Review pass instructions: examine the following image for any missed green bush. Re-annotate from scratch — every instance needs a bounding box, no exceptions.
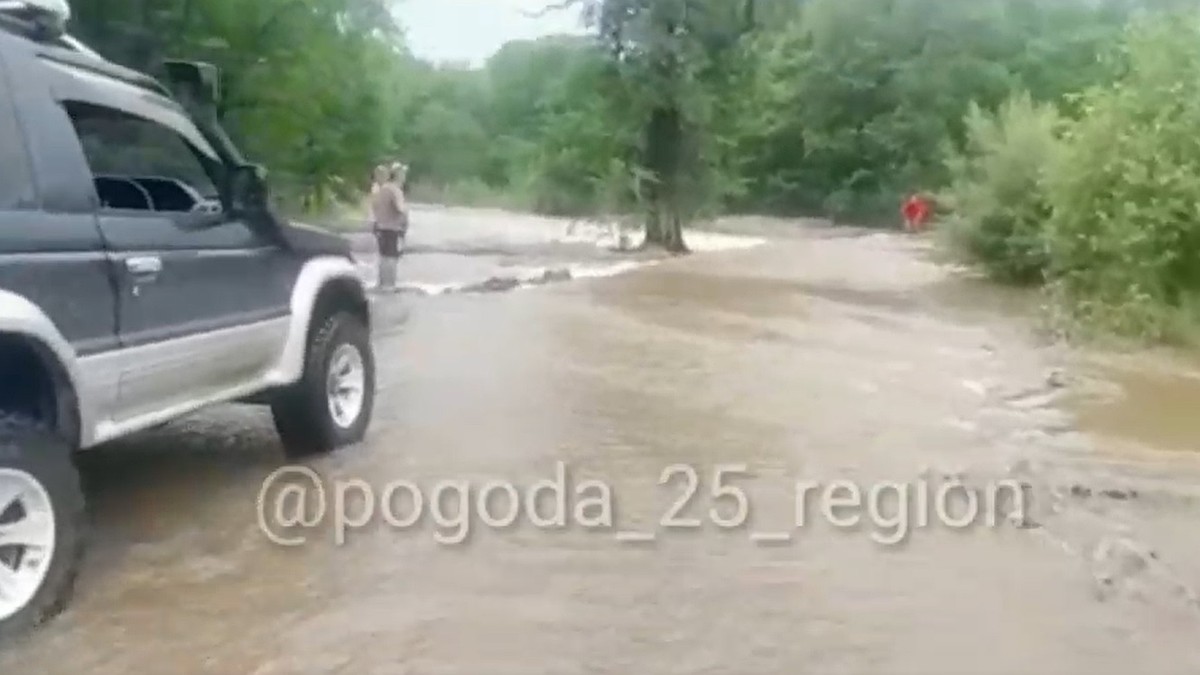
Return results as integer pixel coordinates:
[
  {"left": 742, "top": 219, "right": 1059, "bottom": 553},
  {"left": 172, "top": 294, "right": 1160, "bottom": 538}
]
[
  {"left": 1043, "top": 12, "right": 1200, "bottom": 342},
  {"left": 407, "top": 179, "right": 531, "bottom": 211},
  {"left": 939, "top": 92, "right": 1063, "bottom": 285}
]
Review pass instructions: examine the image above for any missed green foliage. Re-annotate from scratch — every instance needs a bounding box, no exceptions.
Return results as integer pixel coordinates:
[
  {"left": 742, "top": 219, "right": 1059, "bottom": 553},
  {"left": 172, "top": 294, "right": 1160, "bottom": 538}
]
[
  {"left": 70, "top": 0, "right": 405, "bottom": 213},
  {"left": 63, "top": 0, "right": 1200, "bottom": 342},
  {"left": 940, "top": 93, "right": 1062, "bottom": 285},
  {"left": 1042, "top": 11, "right": 1200, "bottom": 342},
  {"left": 510, "top": 41, "right": 638, "bottom": 217},
  {"left": 388, "top": 35, "right": 631, "bottom": 218},
  {"left": 406, "top": 177, "right": 526, "bottom": 210},
  {"left": 65, "top": 0, "right": 1145, "bottom": 225},
  {"left": 716, "top": 0, "right": 1134, "bottom": 219},
  {"left": 570, "top": 0, "right": 762, "bottom": 249}
]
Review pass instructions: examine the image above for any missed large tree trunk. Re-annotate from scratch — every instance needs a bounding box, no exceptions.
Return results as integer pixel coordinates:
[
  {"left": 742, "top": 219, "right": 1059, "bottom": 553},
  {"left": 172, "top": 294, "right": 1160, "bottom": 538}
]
[
  {"left": 641, "top": 105, "right": 690, "bottom": 254},
  {"left": 661, "top": 213, "right": 687, "bottom": 252},
  {"left": 643, "top": 207, "right": 687, "bottom": 251}
]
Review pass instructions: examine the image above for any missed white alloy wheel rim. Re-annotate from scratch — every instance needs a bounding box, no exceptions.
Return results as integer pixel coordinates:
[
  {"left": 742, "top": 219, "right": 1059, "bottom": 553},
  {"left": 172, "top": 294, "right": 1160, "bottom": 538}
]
[
  {"left": 0, "top": 468, "right": 57, "bottom": 622},
  {"left": 327, "top": 343, "right": 366, "bottom": 429}
]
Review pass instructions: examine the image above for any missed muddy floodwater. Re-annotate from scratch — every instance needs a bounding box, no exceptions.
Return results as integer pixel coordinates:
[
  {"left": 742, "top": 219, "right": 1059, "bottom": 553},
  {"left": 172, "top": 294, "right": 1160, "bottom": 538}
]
[{"left": 5, "top": 207, "right": 1200, "bottom": 673}]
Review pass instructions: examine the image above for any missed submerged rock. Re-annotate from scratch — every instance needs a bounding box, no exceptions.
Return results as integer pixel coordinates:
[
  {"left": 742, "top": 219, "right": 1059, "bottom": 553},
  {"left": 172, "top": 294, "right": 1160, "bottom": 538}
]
[
  {"left": 1092, "top": 536, "right": 1154, "bottom": 587},
  {"left": 1046, "top": 368, "right": 1069, "bottom": 389},
  {"left": 464, "top": 276, "right": 522, "bottom": 294},
  {"left": 540, "top": 268, "right": 573, "bottom": 284},
  {"left": 1100, "top": 488, "right": 1140, "bottom": 501}
]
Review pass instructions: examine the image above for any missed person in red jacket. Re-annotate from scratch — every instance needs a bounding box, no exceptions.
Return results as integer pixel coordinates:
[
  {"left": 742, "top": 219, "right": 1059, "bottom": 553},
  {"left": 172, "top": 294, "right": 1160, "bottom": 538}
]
[{"left": 902, "top": 193, "right": 932, "bottom": 233}]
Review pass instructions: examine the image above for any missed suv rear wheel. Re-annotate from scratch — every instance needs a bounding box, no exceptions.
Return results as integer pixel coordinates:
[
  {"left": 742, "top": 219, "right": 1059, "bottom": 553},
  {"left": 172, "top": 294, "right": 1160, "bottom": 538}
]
[
  {"left": 271, "top": 310, "right": 375, "bottom": 458},
  {"left": 0, "top": 412, "right": 85, "bottom": 642}
]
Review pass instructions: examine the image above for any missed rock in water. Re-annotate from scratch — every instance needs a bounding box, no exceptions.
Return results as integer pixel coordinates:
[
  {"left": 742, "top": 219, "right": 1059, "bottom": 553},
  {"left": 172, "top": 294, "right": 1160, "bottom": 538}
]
[
  {"left": 466, "top": 276, "right": 522, "bottom": 293},
  {"left": 1090, "top": 536, "right": 1155, "bottom": 598},
  {"left": 541, "top": 268, "right": 572, "bottom": 283},
  {"left": 1046, "top": 368, "right": 1068, "bottom": 389}
]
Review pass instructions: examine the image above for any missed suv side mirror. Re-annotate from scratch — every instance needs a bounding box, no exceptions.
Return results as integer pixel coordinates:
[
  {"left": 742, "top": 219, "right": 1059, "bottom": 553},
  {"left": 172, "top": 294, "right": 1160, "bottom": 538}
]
[
  {"left": 227, "top": 163, "right": 269, "bottom": 218},
  {"left": 162, "top": 60, "right": 221, "bottom": 125}
]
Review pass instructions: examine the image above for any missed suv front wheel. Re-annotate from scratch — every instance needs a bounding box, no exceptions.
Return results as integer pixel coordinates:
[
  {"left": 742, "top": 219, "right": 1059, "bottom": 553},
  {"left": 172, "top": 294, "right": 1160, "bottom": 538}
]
[
  {"left": 271, "top": 310, "right": 376, "bottom": 458},
  {"left": 0, "top": 412, "right": 85, "bottom": 642}
]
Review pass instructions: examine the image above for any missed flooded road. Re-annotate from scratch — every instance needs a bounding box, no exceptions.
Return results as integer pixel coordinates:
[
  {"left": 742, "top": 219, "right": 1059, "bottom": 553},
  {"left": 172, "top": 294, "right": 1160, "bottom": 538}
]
[{"left": 5, "top": 209, "right": 1200, "bottom": 673}]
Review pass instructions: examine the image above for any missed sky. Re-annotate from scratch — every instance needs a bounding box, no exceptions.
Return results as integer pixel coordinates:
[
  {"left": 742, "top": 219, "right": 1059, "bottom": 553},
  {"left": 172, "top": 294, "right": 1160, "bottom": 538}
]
[{"left": 397, "top": 0, "right": 589, "bottom": 67}]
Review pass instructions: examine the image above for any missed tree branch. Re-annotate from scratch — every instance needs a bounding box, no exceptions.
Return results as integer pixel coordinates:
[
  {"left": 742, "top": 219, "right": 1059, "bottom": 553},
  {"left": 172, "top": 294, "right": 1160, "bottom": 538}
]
[{"left": 522, "top": 0, "right": 581, "bottom": 19}]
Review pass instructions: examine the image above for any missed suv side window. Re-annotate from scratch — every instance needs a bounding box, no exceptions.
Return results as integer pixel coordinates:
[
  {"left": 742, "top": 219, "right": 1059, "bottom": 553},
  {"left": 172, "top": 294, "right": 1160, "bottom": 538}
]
[
  {"left": 62, "top": 101, "right": 221, "bottom": 214},
  {"left": 0, "top": 53, "right": 37, "bottom": 209}
]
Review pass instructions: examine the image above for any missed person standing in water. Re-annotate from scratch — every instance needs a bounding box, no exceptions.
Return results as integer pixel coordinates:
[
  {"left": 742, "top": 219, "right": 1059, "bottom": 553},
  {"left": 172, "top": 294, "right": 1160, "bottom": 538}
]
[
  {"left": 901, "top": 192, "right": 932, "bottom": 234},
  {"left": 369, "top": 163, "right": 407, "bottom": 292}
]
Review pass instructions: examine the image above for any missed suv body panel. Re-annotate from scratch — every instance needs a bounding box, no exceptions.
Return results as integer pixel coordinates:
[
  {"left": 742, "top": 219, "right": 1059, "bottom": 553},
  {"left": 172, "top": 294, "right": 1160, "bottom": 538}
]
[
  {"left": 0, "top": 27, "right": 369, "bottom": 450},
  {"left": 0, "top": 31, "right": 117, "bottom": 359},
  {"left": 72, "top": 253, "right": 358, "bottom": 448}
]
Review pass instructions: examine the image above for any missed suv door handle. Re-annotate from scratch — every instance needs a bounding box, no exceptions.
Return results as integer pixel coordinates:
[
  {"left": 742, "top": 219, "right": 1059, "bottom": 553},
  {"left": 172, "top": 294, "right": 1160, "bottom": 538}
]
[{"left": 126, "top": 255, "right": 162, "bottom": 276}]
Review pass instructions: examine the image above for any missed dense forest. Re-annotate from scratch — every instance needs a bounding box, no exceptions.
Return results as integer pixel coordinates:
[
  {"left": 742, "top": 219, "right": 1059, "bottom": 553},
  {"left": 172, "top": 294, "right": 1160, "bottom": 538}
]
[{"left": 63, "top": 0, "right": 1200, "bottom": 341}]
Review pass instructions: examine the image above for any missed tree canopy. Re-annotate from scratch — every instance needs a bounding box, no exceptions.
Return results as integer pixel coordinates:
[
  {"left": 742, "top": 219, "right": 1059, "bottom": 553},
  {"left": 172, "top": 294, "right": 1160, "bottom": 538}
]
[{"left": 62, "top": 0, "right": 1200, "bottom": 339}]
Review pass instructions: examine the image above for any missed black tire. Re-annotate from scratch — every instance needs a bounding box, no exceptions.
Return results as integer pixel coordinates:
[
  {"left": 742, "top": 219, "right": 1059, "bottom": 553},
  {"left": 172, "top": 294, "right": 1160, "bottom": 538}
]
[
  {"left": 271, "top": 310, "right": 375, "bottom": 458},
  {"left": 0, "top": 412, "right": 85, "bottom": 643}
]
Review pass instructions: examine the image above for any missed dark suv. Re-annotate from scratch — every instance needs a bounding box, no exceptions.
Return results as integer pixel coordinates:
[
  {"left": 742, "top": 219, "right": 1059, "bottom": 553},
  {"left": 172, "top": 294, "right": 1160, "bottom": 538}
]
[{"left": 0, "top": 1, "right": 376, "bottom": 638}]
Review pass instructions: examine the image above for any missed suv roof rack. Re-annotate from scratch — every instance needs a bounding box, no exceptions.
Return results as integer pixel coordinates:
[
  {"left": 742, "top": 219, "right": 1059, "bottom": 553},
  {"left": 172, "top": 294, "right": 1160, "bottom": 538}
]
[
  {"left": 0, "top": 0, "right": 101, "bottom": 60},
  {"left": 0, "top": 0, "right": 69, "bottom": 40},
  {"left": 0, "top": 1, "right": 172, "bottom": 98}
]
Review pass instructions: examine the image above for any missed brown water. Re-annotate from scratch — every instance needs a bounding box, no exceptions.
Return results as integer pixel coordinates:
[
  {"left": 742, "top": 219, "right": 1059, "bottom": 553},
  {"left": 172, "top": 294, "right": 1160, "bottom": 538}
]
[
  {"left": 4, "top": 214, "right": 1200, "bottom": 674},
  {"left": 1067, "top": 356, "right": 1200, "bottom": 456}
]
